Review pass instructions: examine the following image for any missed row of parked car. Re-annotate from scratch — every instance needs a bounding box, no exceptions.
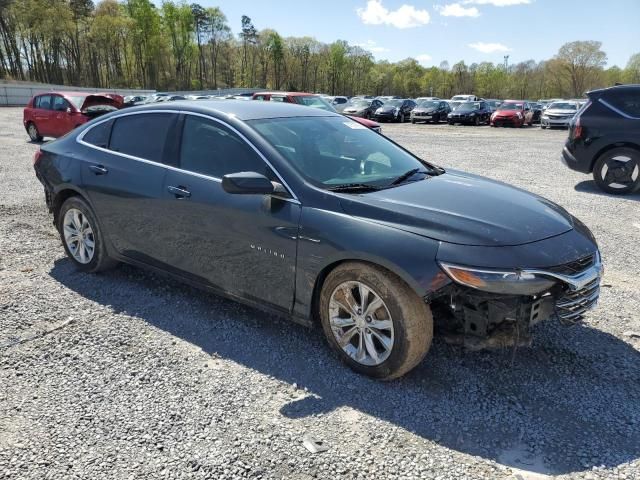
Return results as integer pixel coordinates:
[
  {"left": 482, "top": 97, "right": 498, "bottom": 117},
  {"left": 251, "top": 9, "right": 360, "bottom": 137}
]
[
  {"left": 323, "top": 93, "right": 589, "bottom": 129},
  {"left": 22, "top": 85, "right": 639, "bottom": 194}
]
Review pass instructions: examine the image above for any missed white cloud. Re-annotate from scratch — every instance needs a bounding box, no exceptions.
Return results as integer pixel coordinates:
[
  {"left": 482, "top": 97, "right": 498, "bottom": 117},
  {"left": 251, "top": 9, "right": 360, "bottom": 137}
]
[
  {"left": 436, "top": 3, "right": 481, "bottom": 17},
  {"left": 464, "top": 0, "right": 531, "bottom": 5},
  {"left": 355, "top": 40, "right": 390, "bottom": 53},
  {"left": 357, "top": 0, "right": 430, "bottom": 29},
  {"left": 468, "top": 42, "right": 512, "bottom": 53},
  {"left": 415, "top": 54, "right": 432, "bottom": 63}
]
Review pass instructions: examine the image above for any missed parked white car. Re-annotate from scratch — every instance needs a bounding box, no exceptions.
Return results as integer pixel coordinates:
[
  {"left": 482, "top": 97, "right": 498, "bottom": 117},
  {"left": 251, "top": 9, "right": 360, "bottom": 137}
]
[{"left": 541, "top": 101, "right": 580, "bottom": 129}]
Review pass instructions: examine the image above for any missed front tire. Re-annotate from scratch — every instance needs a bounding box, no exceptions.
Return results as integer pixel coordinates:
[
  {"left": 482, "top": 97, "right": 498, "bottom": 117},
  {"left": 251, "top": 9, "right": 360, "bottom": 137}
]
[
  {"left": 592, "top": 148, "right": 640, "bottom": 194},
  {"left": 319, "top": 262, "right": 433, "bottom": 380},
  {"left": 58, "top": 196, "right": 117, "bottom": 272}
]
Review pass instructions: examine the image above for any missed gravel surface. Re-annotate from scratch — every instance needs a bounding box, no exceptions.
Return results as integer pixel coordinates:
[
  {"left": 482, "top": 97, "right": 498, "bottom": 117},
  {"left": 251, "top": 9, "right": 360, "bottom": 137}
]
[{"left": 1, "top": 107, "right": 639, "bottom": 480}]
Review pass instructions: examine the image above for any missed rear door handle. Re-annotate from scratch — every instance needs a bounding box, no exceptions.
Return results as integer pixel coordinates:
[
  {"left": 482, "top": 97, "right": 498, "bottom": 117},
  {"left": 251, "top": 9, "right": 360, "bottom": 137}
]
[
  {"left": 88, "top": 164, "right": 108, "bottom": 175},
  {"left": 167, "top": 185, "right": 191, "bottom": 198}
]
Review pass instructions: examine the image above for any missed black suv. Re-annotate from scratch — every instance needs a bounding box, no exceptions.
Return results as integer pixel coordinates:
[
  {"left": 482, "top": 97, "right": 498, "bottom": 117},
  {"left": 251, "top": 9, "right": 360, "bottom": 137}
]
[{"left": 562, "top": 84, "right": 640, "bottom": 194}]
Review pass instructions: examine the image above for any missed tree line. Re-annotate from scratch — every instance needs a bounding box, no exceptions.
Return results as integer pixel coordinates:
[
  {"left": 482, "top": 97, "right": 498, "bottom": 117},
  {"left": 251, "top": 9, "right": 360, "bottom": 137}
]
[{"left": 1, "top": 0, "right": 639, "bottom": 98}]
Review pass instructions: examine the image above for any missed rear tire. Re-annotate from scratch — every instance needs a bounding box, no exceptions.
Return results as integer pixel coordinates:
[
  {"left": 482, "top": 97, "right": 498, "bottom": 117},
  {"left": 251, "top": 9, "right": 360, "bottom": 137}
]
[
  {"left": 319, "top": 262, "right": 433, "bottom": 380},
  {"left": 58, "top": 196, "right": 117, "bottom": 272},
  {"left": 27, "top": 122, "right": 42, "bottom": 142},
  {"left": 592, "top": 147, "right": 640, "bottom": 195}
]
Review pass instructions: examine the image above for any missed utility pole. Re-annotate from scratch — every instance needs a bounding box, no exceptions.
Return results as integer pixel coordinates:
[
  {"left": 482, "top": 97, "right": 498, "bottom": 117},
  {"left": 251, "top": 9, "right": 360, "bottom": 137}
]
[{"left": 504, "top": 55, "right": 509, "bottom": 70}]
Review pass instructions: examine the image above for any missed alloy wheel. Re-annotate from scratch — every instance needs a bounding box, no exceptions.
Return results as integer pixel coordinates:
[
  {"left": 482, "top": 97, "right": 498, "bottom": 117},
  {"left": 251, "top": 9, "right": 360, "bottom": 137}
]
[
  {"left": 328, "top": 281, "right": 394, "bottom": 366},
  {"left": 600, "top": 155, "right": 640, "bottom": 190},
  {"left": 63, "top": 208, "right": 95, "bottom": 264}
]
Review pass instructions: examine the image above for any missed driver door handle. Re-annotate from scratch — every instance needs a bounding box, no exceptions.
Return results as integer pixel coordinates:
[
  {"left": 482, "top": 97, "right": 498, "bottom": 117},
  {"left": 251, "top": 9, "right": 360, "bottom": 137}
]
[
  {"left": 88, "top": 164, "right": 108, "bottom": 175},
  {"left": 167, "top": 185, "right": 191, "bottom": 198}
]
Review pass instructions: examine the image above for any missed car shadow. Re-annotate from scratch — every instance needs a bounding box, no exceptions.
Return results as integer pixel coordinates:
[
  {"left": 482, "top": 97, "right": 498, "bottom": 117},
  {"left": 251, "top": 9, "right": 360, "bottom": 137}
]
[
  {"left": 575, "top": 180, "right": 640, "bottom": 201},
  {"left": 49, "top": 259, "right": 640, "bottom": 476}
]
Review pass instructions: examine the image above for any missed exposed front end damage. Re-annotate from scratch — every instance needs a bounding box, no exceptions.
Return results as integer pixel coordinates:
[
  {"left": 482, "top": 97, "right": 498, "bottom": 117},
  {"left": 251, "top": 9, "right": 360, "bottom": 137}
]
[{"left": 428, "top": 253, "right": 603, "bottom": 350}]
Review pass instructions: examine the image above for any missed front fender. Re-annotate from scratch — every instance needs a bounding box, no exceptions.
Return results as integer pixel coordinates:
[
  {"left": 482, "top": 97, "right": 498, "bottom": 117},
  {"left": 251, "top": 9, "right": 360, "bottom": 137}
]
[{"left": 293, "top": 207, "right": 444, "bottom": 321}]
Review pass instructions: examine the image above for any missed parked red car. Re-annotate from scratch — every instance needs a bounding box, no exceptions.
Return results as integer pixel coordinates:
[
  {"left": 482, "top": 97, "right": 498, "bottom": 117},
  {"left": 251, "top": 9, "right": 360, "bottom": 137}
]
[
  {"left": 23, "top": 91, "right": 123, "bottom": 141},
  {"left": 490, "top": 100, "right": 534, "bottom": 128},
  {"left": 251, "top": 92, "right": 382, "bottom": 133}
]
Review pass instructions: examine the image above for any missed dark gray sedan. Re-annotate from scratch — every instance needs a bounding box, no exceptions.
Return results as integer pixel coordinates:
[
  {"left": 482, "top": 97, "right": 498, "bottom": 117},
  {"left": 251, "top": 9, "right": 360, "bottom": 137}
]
[{"left": 33, "top": 100, "right": 602, "bottom": 379}]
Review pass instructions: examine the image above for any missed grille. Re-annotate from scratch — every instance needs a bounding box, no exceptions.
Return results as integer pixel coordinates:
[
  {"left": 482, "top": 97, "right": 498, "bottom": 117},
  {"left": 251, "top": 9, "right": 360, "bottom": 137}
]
[
  {"left": 555, "top": 278, "right": 600, "bottom": 321},
  {"left": 547, "top": 254, "right": 595, "bottom": 275}
]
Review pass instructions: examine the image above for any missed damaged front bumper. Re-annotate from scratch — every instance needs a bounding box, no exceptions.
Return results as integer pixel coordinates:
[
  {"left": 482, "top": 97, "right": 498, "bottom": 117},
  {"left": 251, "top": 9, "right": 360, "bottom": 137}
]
[{"left": 429, "top": 252, "right": 603, "bottom": 349}]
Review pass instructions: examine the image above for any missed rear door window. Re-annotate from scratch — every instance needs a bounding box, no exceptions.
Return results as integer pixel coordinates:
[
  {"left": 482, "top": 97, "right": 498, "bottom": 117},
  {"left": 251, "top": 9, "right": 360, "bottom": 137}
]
[
  {"left": 109, "top": 113, "right": 174, "bottom": 162},
  {"left": 606, "top": 89, "right": 640, "bottom": 118},
  {"left": 35, "top": 95, "right": 53, "bottom": 110}
]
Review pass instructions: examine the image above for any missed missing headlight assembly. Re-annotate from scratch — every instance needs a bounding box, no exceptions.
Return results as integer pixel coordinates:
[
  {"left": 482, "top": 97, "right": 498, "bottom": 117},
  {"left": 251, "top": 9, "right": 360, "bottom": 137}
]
[{"left": 430, "top": 253, "right": 603, "bottom": 349}]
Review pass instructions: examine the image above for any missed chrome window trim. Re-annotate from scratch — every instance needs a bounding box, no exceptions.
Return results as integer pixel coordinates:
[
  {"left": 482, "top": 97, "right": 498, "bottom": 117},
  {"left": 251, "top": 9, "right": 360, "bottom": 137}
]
[
  {"left": 598, "top": 98, "right": 640, "bottom": 120},
  {"left": 76, "top": 109, "right": 301, "bottom": 204}
]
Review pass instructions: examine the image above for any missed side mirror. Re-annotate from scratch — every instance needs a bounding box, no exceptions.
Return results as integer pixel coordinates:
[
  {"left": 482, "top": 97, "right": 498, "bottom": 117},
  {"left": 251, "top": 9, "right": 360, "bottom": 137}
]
[{"left": 222, "top": 171, "right": 276, "bottom": 195}]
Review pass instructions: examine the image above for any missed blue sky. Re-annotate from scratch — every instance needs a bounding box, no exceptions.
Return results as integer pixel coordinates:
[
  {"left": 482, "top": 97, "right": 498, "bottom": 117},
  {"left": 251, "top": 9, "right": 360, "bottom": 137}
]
[{"left": 201, "top": 0, "right": 639, "bottom": 68}]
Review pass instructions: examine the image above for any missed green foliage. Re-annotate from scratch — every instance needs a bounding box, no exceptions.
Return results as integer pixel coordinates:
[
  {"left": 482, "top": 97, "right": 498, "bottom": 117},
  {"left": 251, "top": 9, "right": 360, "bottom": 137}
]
[{"left": 0, "top": 5, "right": 634, "bottom": 97}]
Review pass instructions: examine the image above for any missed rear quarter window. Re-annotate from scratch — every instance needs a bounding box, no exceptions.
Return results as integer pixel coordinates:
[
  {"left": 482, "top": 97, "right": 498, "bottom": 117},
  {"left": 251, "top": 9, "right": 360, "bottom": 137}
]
[
  {"left": 83, "top": 120, "right": 113, "bottom": 148},
  {"left": 606, "top": 90, "right": 640, "bottom": 118},
  {"left": 109, "top": 113, "right": 174, "bottom": 162}
]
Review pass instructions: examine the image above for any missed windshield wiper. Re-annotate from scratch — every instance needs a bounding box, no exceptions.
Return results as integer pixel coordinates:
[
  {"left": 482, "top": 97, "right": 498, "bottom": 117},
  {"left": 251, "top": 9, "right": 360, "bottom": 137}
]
[
  {"left": 389, "top": 168, "right": 429, "bottom": 186},
  {"left": 326, "top": 183, "right": 380, "bottom": 193}
]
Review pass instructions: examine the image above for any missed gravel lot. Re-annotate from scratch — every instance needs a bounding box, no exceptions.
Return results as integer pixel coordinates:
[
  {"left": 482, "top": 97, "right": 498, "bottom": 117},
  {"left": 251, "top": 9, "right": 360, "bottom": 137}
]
[{"left": 1, "top": 107, "right": 639, "bottom": 480}]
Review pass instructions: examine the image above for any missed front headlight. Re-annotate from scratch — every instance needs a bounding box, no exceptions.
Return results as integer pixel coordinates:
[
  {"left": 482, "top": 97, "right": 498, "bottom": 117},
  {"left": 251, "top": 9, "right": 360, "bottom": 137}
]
[
  {"left": 516, "top": 112, "right": 523, "bottom": 119},
  {"left": 469, "top": 112, "right": 476, "bottom": 117},
  {"left": 439, "top": 262, "right": 556, "bottom": 295},
  {"left": 447, "top": 113, "right": 453, "bottom": 118}
]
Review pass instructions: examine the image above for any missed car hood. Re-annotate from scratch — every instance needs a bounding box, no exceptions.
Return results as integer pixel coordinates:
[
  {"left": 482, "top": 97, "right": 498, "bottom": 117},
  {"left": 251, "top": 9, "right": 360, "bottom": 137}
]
[
  {"left": 80, "top": 93, "right": 123, "bottom": 111},
  {"left": 494, "top": 109, "right": 522, "bottom": 116},
  {"left": 451, "top": 110, "right": 476, "bottom": 115},
  {"left": 377, "top": 106, "right": 400, "bottom": 113},
  {"left": 545, "top": 108, "right": 576, "bottom": 115},
  {"left": 343, "top": 107, "right": 365, "bottom": 113},
  {"left": 339, "top": 170, "right": 574, "bottom": 246},
  {"left": 346, "top": 115, "right": 379, "bottom": 128},
  {"left": 413, "top": 108, "right": 437, "bottom": 113}
]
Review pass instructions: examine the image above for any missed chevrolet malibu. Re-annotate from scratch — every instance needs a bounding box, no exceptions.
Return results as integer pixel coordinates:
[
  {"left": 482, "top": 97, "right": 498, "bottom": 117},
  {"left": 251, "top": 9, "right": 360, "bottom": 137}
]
[{"left": 33, "top": 101, "right": 602, "bottom": 380}]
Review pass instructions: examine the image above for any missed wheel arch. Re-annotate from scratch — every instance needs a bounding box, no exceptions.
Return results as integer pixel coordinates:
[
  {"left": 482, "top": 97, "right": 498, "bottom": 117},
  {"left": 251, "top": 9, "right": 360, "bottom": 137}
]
[
  {"left": 307, "top": 255, "right": 426, "bottom": 327},
  {"left": 590, "top": 142, "right": 640, "bottom": 172},
  {"left": 51, "top": 186, "right": 89, "bottom": 224}
]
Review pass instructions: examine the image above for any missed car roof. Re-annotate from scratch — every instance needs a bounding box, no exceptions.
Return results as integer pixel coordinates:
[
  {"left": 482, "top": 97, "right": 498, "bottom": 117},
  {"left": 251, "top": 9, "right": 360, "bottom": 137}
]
[
  {"left": 116, "top": 99, "right": 340, "bottom": 120},
  {"left": 35, "top": 91, "right": 93, "bottom": 97},
  {"left": 586, "top": 84, "right": 640, "bottom": 98}
]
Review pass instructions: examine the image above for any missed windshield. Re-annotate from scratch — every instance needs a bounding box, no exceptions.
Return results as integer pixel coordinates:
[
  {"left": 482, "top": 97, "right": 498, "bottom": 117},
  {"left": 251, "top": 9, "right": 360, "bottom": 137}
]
[
  {"left": 384, "top": 99, "right": 403, "bottom": 107},
  {"left": 295, "top": 96, "right": 336, "bottom": 112},
  {"left": 499, "top": 103, "right": 524, "bottom": 110},
  {"left": 417, "top": 101, "right": 439, "bottom": 108},
  {"left": 248, "top": 116, "right": 432, "bottom": 189},
  {"left": 549, "top": 102, "right": 577, "bottom": 110},
  {"left": 457, "top": 102, "right": 481, "bottom": 111},
  {"left": 66, "top": 96, "right": 87, "bottom": 109}
]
